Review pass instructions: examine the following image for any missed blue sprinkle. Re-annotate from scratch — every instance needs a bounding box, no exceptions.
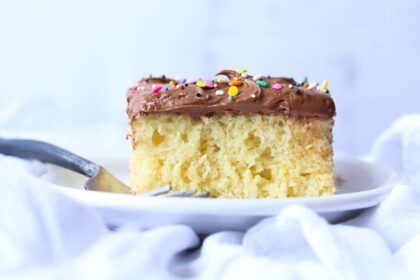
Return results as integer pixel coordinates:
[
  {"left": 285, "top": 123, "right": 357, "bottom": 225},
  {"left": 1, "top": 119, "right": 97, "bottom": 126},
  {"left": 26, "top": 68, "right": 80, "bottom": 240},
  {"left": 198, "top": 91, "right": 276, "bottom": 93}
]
[
  {"left": 302, "top": 76, "right": 308, "bottom": 83},
  {"left": 164, "top": 87, "right": 169, "bottom": 91}
]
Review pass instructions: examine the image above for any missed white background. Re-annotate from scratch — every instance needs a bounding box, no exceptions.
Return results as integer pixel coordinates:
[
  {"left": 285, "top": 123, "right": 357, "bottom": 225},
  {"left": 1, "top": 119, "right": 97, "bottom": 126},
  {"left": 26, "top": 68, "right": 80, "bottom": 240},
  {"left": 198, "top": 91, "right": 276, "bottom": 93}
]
[{"left": 0, "top": 0, "right": 419, "bottom": 155}]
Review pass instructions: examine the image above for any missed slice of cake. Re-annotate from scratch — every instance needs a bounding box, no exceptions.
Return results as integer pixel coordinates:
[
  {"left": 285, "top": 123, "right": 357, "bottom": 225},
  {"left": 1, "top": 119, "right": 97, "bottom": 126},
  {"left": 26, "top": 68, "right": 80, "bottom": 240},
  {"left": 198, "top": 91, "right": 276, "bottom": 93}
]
[{"left": 126, "top": 69, "right": 336, "bottom": 198}]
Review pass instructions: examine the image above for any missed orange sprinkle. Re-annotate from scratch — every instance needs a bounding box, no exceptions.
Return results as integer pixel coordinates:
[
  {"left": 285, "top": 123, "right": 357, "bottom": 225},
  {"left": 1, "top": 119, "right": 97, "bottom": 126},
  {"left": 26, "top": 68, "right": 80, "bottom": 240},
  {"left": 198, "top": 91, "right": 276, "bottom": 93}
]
[
  {"left": 229, "top": 80, "right": 242, "bottom": 86},
  {"left": 303, "top": 82, "right": 309, "bottom": 88}
]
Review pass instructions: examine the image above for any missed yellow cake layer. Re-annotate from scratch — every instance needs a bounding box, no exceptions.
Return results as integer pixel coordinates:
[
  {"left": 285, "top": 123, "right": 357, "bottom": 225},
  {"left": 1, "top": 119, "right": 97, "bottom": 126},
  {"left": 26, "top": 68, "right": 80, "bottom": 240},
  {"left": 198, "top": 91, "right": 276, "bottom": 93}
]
[{"left": 129, "top": 113, "right": 334, "bottom": 198}]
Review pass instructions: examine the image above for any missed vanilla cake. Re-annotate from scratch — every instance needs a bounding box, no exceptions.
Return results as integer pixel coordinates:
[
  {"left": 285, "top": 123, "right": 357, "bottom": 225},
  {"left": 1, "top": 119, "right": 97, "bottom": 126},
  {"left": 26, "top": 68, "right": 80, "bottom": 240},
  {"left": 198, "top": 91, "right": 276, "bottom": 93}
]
[{"left": 126, "top": 70, "right": 336, "bottom": 198}]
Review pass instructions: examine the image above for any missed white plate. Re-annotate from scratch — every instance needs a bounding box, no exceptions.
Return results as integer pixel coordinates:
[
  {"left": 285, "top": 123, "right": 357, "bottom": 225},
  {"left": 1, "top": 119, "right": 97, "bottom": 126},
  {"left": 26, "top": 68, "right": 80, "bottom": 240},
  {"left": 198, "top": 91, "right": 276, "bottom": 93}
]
[{"left": 44, "top": 156, "right": 399, "bottom": 234}]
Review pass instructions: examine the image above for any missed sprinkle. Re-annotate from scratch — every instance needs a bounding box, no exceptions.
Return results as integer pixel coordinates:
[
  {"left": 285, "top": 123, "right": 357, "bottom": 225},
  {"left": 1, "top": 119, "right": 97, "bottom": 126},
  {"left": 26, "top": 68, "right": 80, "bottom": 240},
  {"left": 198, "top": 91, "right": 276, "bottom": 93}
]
[
  {"left": 326, "top": 89, "right": 330, "bottom": 95},
  {"left": 176, "top": 84, "right": 185, "bottom": 89},
  {"left": 295, "top": 81, "right": 301, "bottom": 87},
  {"left": 303, "top": 82, "right": 309, "bottom": 88},
  {"left": 162, "top": 75, "right": 166, "bottom": 79},
  {"left": 152, "top": 84, "right": 156, "bottom": 89},
  {"left": 140, "top": 86, "right": 145, "bottom": 91},
  {"left": 205, "top": 81, "right": 214, "bottom": 88},
  {"left": 164, "top": 87, "right": 169, "bottom": 91},
  {"left": 195, "top": 92, "right": 202, "bottom": 97},
  {"left": 215, "top": 90, "right": 224, "bottom": 96},
  {"left": 302, "top": 77, "right": 308, "bottom": 83},
  {"left": 229, "top": 80, "right": 242, "bottom": 86},
  {"left": 238, "top": 69, "right": 248, "bottom": 75},
  {"left": 239, "top": 69, "right": 248, "bottom": 77},
  {"left": 251, "top": 94, "right": 257, "bottom": 99},
  {"left": 214, "top": 83, "right": 218, "bottom": 88},
  {"left": 169, "top": 81, "right": 178, "bottom": 86},
  {"left": 180, "top": 79, "right": 187, "bottom": 84},
  {"left": 152, "top": 86, "right": 162, "bottom": 93},
  {"left": 196, "top": 80, "right": 206, "bottom": 88},
  {"left": 253, "top": 74, "right": 264, "bottom": 81},
  {"left": 132, "top": 85, "right": 138, "bottom": 91},
  {"left": 228, "top": 96, "right": 234, "bottom": 102},
  {"left": 272, "top": 83, "right": 283, "bottom": 90},
  {"left": 288, "top": 84, "right": 293, "bottom": 89},
  {"left": 320, "top": 80, "right": 329, "bottom": 92},
  {"left": 296, "top": 89, "right": 301, "bottom": 94},
  {"left": 308, "top": 82, "right": 317, "bottom": 90},
  {"left": 228, "top": 86, "right": 239, "bottom": 96},
  {"left": 316, "top": 85, "right": 321, "bottom": 92},
  {"left": 256, "top": 80, "right": 269, "bottom": 87}
]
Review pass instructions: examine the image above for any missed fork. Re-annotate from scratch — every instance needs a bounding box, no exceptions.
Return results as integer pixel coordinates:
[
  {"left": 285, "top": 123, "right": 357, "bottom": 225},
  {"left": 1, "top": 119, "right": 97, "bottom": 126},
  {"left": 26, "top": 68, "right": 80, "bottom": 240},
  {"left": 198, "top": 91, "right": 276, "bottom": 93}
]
[{"left": 0, "top": 138, "right": 209, "bottom": 198}]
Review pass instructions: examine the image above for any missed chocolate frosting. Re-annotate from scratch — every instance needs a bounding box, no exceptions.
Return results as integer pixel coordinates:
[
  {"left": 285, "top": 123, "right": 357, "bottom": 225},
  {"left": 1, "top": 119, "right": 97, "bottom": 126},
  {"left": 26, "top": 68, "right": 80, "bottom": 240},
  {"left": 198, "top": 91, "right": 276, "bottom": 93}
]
[{"left": 127, "top": 70, "right": 336, "bottom": 120}]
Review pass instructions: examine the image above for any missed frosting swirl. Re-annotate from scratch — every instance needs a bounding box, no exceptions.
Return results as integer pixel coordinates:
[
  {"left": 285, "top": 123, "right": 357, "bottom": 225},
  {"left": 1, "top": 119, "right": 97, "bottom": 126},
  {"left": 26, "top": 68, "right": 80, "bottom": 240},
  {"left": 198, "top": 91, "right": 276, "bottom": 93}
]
[{"left": 127, "top": 70, "right": 336, "bottom": 120}]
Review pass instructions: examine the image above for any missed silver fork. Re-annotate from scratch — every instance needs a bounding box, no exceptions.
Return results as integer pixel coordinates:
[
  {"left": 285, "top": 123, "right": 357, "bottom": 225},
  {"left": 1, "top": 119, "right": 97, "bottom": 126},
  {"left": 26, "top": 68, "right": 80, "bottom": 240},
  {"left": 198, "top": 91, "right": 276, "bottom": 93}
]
[{"left": 0, "top": 138, "right": 209, "bottom": 198}]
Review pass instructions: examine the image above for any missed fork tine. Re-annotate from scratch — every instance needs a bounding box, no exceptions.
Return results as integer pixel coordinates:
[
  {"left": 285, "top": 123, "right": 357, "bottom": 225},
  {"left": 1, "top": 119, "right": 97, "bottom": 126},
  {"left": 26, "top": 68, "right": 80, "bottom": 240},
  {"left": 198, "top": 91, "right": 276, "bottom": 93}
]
[
  {"left": 138, "top": 186, "right": 172, "bottom": 196},
  {"left": 192, "top": 191, "right": 210, "bottom": 198},
  {"left": 139, "top": 186, "right": 209, "bottom": 198},
  {"left": 165, "top": 189, "right": 197, "bottom": 197}
]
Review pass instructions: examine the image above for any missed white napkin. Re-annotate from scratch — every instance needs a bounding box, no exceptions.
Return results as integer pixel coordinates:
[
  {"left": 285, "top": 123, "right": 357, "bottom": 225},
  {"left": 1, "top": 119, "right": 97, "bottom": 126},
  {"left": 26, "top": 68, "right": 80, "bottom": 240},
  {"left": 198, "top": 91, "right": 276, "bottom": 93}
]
[{"left": 0, "top": 114, "right": 420, "bottom": 280}]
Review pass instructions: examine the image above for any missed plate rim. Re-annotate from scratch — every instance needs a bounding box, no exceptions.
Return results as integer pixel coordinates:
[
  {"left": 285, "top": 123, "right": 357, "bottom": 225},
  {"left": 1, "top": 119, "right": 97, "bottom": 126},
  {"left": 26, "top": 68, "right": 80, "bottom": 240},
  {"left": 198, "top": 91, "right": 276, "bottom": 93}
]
[{"left": 49, "top": 156, "right": 400, "bottom": 216}]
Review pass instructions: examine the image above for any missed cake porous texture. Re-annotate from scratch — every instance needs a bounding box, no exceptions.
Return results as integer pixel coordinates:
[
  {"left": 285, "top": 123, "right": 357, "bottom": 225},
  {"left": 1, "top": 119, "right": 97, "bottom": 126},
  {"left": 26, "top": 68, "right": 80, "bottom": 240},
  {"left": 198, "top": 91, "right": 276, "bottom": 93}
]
[{"left": 127, "top": 69, "right": 336, "bottom": 198}]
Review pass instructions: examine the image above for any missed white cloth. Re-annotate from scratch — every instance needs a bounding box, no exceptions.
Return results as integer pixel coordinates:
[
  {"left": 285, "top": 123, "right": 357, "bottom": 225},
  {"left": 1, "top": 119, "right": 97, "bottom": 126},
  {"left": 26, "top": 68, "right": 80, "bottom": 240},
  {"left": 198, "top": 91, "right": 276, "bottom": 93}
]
[{"left": 1, "top": 115, "right": 420, "bottom": 280}]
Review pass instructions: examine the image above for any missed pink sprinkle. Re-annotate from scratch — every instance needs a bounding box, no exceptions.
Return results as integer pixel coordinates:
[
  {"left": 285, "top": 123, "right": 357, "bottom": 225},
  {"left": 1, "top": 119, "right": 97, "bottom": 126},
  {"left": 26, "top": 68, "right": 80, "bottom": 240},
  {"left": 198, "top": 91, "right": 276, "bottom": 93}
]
[
  {"left": 272, "top": 83, "right": 283, "bottom": 90},
  {"left": 205, "top": 81, "right": 214, "bottom": 88},
  {"left": 152, "top": 86, "right": 162, "bottom": 93}
]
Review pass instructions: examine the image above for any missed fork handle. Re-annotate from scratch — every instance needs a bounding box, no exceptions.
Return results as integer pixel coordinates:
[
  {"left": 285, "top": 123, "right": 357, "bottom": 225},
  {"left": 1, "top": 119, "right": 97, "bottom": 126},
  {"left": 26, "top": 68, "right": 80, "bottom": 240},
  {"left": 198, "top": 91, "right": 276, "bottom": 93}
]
[{"left": 0, "top": 138, "right": 99, "bottom": 177}]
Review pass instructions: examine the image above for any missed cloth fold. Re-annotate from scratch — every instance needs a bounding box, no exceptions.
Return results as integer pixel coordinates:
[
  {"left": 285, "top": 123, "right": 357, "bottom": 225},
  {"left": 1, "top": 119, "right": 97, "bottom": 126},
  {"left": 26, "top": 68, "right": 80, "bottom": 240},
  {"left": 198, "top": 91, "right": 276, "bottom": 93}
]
[{"left": 1, "top": 114, "right": 420, "bottom": 280}]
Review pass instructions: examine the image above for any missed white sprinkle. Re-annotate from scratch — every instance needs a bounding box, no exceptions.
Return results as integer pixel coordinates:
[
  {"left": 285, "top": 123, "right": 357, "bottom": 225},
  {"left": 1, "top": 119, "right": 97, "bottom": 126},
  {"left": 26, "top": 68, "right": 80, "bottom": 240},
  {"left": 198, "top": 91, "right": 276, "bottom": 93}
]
[
  {"left": 288, "top": 84, "right": 293, "bottom": 89},
  {"left": 214, "top": 84, "right": 217, "bottom": 88},
  {"left": 308, "top": 82, "right": 317, "bottom": 90},
  {"left": 152, "top": 84, "right": 156, "bottom": 89},
  {"left": 251, "top": 94, "right": 256, "bottom": 98},
  {"left": 241, "top": 73, "right": 248, "bottom": 78},
  {"left": 140, "top": 86, "right": 145, "bottom": 91},
  {"left": 316, "top": 85, "right": 321, "bottom": 92},
  {"left": 215, "top": 90, "right": 224, "bottom": 96},
  {"left": 228, "top": 96, "right": 234, "bottom": 102},
  {"left": 253, "top": 74, "right": 264, "bottom": 81}
]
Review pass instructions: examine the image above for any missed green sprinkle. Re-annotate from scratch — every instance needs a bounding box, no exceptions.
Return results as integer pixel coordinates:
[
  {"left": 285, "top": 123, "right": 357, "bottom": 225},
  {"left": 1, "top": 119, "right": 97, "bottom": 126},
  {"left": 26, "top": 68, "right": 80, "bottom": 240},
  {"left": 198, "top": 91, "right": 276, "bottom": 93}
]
[{"left": 256, "top": 80, "right": 269, "bottom": 87}]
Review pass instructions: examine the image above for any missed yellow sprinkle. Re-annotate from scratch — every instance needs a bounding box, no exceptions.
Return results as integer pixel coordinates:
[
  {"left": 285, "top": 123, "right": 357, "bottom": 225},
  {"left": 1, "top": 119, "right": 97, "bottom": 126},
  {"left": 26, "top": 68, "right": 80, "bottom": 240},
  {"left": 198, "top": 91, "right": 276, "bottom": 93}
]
[
  {"left": 238, "top": 69, "right": 248, "bottom": 75},
  {"left": 320, "top": 80, "right": 329, "bottom": 91},
  {"left": 196, "top": 80, "right": 206, "bottom": 88},
  {"left": 228, "top": 86, "right": 239, "bottom": 97}
]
